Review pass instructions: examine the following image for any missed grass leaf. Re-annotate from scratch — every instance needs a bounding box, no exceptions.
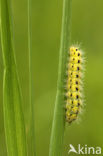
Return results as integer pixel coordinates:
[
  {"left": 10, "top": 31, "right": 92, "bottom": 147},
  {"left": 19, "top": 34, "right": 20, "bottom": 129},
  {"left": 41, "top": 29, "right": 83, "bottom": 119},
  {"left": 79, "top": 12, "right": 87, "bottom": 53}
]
[
  {"left": 0, "top": 0, "right": 28, "bottom": 156},
  {"left": 49, "top": 0, "right": 72, "bottom": 156}
]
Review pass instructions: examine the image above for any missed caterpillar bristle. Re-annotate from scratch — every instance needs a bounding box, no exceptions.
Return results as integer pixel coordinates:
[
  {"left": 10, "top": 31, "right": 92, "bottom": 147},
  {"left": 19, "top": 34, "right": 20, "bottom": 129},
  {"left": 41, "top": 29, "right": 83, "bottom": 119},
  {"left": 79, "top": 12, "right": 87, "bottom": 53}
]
[{"left": 66, "top": 46, "right": 85, "bottom": 124}]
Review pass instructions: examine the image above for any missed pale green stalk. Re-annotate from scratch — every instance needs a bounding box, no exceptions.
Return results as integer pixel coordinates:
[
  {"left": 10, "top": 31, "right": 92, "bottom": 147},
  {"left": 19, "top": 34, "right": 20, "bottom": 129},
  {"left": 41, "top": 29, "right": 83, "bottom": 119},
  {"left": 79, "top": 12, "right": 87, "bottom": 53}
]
[
  {"left": 49, "top": 0, "right": 72, "bottom": 156},
  {"left": 28, "top": 0, "right": 36, "bottom": 155}
]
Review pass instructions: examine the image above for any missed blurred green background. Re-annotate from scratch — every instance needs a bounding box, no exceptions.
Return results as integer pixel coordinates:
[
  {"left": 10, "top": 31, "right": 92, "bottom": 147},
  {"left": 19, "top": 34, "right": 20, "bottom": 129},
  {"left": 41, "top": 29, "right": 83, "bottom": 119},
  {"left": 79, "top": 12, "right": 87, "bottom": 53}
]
[{"left": 0, "top": 0, "right": 103, "bottom": 155}]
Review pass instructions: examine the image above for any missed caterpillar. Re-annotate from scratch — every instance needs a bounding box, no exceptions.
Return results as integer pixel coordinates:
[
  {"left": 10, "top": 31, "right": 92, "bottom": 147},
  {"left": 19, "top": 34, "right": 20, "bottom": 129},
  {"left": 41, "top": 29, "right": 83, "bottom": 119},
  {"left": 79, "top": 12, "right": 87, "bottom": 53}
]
[{"left": 66, "top": 46, "right": 85, "bottom": 124}]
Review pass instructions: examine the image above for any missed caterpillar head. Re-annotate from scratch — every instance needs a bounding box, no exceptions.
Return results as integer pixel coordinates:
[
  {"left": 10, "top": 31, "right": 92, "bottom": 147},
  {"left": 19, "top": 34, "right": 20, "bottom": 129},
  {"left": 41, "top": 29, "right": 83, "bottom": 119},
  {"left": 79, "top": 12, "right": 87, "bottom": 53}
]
[{"left": 70, "top": 47, "right": 82, "bottom": 57}]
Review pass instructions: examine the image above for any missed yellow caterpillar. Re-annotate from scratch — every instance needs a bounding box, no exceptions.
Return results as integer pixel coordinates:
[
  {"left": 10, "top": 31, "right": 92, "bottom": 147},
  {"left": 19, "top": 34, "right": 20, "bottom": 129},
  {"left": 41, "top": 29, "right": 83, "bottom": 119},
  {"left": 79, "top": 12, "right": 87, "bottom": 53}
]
[{"left": 66, "top": 46, "right": 84, "bottom": 123}]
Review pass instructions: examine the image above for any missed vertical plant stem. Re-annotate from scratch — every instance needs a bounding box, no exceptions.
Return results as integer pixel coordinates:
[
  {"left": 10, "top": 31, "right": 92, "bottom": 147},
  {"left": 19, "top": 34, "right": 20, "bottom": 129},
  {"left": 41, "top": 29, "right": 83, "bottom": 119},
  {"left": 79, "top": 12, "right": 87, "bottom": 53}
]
[
  {"left": 49, "top": 0, "right": 72, "bottom": 156},
  {"left": 0, "top": 0, "right": 27, "bottom": 156},
  {"left": 28, "top": 0, "right": 36, "bottom": 155}
]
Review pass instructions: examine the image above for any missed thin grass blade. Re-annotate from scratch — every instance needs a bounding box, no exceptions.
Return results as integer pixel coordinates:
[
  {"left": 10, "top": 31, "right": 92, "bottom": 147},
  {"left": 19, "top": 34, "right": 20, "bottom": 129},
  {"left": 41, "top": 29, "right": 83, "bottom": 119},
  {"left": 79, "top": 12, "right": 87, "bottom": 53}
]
[
  {"left": 0, "top": 0, "right": 28, "bottom": 155},
  {"left": 28, "top": 0, "right": 36, "bottom": 155},
  {"left": 49, "top": 0, "right": 72, "bottom": 156}
]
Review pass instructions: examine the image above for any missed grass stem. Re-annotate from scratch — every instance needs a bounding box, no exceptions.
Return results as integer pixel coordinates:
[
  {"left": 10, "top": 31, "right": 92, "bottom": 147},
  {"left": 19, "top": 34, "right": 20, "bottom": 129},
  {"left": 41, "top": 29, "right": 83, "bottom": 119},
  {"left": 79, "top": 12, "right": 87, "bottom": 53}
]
[
  {"left": 28, "top": 0, "right": 36, "bottom": 155},
  {"left": 49, "top": 0, "right": 72, "bottom": 156}
]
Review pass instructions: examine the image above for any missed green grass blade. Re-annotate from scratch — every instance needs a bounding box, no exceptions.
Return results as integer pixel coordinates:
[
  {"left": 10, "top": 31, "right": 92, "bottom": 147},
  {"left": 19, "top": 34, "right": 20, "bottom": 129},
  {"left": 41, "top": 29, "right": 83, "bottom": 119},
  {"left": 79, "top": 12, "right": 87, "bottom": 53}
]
[
  {"left": 49, "top": 0, "right": 72, "bottom": 156},
  {"left": 0, "top": 0, "right": 28, "bottom": 156},
  {"left": 28, "top": 0, "right": 36, "bottom": 155}
]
